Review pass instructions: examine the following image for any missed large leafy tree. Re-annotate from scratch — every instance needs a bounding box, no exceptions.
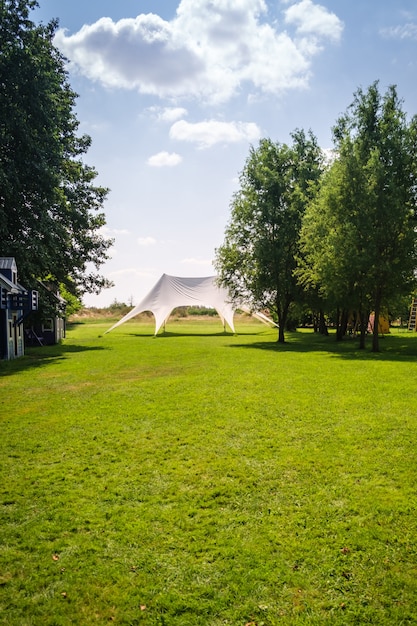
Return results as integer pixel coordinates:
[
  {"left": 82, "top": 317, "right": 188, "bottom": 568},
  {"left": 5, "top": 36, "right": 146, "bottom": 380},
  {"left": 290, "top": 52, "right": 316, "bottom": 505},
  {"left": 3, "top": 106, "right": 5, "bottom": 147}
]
[
  {"left": 215, "top": 131, "right": 323, "bottom": 342},
  {"left": 0, "top": 0, "right": 112, "bottom": 298},
  {"left": 299, "top": 83, "right": 417, "bottom": 351},
  {"left": 298, "top": 142, "right": 372, "bottom": 345}
]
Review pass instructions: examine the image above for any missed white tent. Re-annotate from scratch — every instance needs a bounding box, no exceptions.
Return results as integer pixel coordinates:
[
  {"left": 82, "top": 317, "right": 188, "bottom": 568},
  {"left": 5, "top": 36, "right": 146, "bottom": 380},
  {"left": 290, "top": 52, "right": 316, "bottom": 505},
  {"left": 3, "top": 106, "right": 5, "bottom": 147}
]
[{"left": 105, "top": 274, "right": 237, "bottom": 335}]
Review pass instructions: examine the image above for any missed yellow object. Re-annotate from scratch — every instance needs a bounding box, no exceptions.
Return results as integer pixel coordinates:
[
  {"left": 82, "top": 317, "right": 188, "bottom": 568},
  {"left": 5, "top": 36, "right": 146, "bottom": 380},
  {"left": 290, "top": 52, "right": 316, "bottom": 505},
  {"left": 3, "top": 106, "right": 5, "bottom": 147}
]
[{"left": 368, "top": 313, "right": 390, "bottom": 334}]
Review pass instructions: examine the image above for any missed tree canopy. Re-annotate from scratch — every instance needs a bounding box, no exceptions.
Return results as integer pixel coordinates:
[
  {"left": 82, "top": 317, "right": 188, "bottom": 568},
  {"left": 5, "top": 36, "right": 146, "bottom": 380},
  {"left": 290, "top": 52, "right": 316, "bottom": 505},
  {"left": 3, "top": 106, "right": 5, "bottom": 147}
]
[
  {"left": 217, "top": 83, "right": 417, "bottom": 350},
  {"left": 298, "top": 83, "right": 417, "bottom": 350},
  {"left": 0, "top": 0, "right": 112, "bottom": 298},
  {"left": 215, "top": 131, "right": 323, "bottom": 343}
]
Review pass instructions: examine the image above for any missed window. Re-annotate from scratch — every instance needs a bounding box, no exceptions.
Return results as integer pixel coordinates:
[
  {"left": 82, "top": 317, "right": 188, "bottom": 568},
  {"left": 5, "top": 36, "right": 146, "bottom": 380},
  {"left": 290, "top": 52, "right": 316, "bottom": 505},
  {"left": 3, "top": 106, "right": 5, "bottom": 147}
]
[{"left": 42, "top": 319, "right": 53, "bottom": 332}]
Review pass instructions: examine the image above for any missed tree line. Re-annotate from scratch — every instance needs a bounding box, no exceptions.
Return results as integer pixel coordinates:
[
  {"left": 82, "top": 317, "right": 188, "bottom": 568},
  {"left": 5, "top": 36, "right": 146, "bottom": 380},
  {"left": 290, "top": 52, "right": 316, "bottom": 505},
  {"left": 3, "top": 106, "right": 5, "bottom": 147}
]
[{"left": 215, "top": 83, "right": 417, "bottom": 352}]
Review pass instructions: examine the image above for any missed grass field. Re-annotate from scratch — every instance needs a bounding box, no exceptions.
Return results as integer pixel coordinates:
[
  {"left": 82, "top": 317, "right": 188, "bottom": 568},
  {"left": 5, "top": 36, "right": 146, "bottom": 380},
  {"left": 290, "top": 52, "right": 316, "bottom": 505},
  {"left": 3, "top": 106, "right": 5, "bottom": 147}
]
[{"left": 1, "top": 317, "right": 417, "bottom": 625}]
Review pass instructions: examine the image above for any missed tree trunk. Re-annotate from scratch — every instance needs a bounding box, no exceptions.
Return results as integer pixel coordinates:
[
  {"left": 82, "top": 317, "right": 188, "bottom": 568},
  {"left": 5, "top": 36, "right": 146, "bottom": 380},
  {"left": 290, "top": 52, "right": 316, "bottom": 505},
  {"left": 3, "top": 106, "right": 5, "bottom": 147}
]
[
  {"left": 313, "top": 312, "right": 318, "bottom": 333},
  {"left": 359, "top": 309, "right": 369, "bottom": 349},
  {"left": 277, "top": 302, "right": 290, "bottom": 343},
  {"left": 319, "top": 309, "right": 328, "bottom": 335},
  {"left": 336, "top": 309, "right": 348, "bottom": 341}
]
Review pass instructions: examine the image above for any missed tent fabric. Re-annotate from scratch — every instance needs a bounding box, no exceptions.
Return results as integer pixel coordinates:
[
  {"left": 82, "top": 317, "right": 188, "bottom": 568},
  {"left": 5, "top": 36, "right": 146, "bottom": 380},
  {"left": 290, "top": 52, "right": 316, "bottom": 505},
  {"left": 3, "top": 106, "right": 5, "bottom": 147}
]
[{"left": 105, "top": 274, "right": 237, "bottom": 335}]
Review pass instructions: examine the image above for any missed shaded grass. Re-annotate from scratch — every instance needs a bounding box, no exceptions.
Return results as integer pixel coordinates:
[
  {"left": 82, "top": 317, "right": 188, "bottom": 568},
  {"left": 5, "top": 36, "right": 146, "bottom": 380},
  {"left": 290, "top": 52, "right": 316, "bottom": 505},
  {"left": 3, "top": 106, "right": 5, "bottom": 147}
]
[{"left": 1, "top": 319, "right": 417, "bottom": 624}]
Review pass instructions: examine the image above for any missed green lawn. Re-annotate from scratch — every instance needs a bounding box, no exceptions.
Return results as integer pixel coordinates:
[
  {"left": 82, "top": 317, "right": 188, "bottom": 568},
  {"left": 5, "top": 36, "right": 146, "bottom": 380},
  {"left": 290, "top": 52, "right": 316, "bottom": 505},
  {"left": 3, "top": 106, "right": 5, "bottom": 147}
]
[{"left": 1, "top": 318, "right": 417, "bottom": 625}]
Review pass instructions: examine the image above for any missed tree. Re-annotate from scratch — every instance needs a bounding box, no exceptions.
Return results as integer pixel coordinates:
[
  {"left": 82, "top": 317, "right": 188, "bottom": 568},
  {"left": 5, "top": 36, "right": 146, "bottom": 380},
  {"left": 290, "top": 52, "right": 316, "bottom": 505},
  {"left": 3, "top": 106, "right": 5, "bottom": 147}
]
[
  {"left": 299, "top": 83, "right": 417, "bottom": 351},
  {"left": 298, "top": 143, "right": 372, "bottom": 346},
  {"left": 215, "top": 131, "right": 323, "bottom": 342},
  {"left": 0, "top": 0, "right": 112, "bottom": 300}
]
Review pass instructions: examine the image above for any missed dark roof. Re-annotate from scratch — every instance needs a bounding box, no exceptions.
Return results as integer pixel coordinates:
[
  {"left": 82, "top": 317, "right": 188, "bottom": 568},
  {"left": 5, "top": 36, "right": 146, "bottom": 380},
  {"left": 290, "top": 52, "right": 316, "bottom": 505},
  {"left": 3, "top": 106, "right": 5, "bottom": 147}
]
[
  {"left": 0, "top": 273, "right": 20, "bottom": 293},
  {"left": 0, "top": 258, "right": 26, "bottom": 294},
  {"left": 0, "top": 257, "right": 17, "bottom": 271}
]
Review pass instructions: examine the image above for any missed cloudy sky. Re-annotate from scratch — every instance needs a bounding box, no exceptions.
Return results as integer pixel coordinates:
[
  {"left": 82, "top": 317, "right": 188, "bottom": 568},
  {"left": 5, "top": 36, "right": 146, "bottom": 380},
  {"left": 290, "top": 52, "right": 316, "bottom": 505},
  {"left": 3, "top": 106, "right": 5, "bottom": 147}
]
[{"left": 34, "top": 0, "right": 417, "bottom": 307}]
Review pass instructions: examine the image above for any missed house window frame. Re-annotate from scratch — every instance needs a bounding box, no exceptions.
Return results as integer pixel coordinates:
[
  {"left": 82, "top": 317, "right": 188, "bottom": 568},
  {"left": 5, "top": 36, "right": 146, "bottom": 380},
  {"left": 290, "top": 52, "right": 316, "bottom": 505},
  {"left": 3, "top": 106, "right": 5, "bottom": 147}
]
[{"left": 42, "top": 318, "right": 54, "bottom": 332}]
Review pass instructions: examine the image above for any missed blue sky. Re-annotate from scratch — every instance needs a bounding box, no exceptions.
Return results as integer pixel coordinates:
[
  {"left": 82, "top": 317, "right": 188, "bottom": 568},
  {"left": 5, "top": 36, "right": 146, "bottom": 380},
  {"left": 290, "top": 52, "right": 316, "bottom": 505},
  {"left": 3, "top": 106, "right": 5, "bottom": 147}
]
[{"left": 33, "top": 0, "right": 417, "bottom": 306}]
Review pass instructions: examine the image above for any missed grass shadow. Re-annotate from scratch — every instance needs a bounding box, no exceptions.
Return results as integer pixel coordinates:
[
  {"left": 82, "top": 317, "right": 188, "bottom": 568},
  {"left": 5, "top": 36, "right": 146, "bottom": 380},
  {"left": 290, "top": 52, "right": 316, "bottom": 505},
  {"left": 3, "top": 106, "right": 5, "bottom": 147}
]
[
  {"left": 229, "top": 330, "right": 417, "bottom": 362},
  {"left": 0, "top": 343, "right": 109, "bottom": 377},
  {"left": 158, "top": 330, "right": 235, "bottom": 338}
]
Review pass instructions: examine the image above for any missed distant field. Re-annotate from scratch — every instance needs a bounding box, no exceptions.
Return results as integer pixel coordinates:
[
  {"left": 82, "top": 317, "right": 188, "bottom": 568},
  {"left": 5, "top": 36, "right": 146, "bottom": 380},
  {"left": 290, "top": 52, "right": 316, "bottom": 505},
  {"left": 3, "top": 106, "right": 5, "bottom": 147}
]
[{"left": 1, "top": 318, "right": 417, "bottom": 625}]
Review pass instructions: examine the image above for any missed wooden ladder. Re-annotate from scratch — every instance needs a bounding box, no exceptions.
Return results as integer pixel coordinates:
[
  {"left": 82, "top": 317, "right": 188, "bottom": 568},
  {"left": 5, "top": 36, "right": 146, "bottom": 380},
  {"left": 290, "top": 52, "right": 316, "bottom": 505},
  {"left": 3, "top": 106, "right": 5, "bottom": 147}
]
[{"left": 408, "top": 298, "right": 417, "bottom": 331}]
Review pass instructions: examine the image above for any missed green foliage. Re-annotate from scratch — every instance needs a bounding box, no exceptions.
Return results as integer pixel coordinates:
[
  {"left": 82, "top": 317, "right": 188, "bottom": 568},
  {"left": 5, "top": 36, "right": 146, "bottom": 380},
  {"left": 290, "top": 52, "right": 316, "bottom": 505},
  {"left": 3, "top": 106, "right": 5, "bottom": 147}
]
[
  {"left": 108, "top": 299, "right": 129, "bottom": 311},
  {"left": 215, "top": 131, "right": 323, "bottom": 343},
  {"left": 59, "top": 283, "right": 82, "bottom": 316},
  {"left": 188, "top": 306, "right": 217, "bottom": 316},
  {"left": 1, "top": 319, "right": 417, "bottom": 624},
  {"left": 0, "top": 0, "right": 113, "bottom": 296},
  {"left": 298, "top": 83, "right": 417, "bottom": 351},
  {"left": 174, "top": 306, "right": 218, "bottom": 317},
  {"left": 215, "top": 83, "right": 417, "bottom": 349}
]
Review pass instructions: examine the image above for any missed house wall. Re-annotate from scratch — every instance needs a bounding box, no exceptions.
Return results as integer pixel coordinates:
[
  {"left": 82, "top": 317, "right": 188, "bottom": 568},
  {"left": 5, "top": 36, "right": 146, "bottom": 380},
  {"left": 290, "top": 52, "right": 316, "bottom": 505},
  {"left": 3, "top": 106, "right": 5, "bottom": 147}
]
[
  {"left": 0, "top": 258, "right": 34, "bottom": 360},
  {"left": 3, "top": 310, "right": 24, "bottom": 359},
  {"left": 28, "top": 316, "right": 66, "bottom": 346},
  {"left": 0, "top": 310, "right": 6, "bottom": 359},
  {"left": 1, "top": 308, "right": 24, "bottom": 360},
  {"left": 55, "top": 317, "right": 66, "bottom": 343}
]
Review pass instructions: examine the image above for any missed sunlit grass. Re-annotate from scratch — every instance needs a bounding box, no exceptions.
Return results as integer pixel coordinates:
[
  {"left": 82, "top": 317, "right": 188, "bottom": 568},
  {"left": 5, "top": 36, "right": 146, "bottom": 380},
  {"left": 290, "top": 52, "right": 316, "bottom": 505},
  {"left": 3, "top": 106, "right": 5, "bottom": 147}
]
[{"left": 1, "top": 318, "right": 417, "bottom": 624}]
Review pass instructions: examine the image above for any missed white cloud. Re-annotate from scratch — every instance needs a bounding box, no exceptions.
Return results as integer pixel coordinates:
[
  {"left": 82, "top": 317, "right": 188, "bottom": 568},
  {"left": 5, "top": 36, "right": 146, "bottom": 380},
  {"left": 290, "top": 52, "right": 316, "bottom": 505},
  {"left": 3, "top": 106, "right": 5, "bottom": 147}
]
[
  {"left": 380, "top": 23, "right": 417, "bottom": 40},
  {"left": 160, "top": 107, "right": 188, "bottom": 122},
  {"left": 54, "top": 0, "right": 343, "bottom": 103},
  {"left": 99, "top": 225, "right": 124, "bottom": 240},
  {"left": 285, "top": 0, "right": 343, "bottom": 42},
  {"left": 147, "top": 151, "right": 183, "bottom": 166},
  {"left": 147, "top": 106, "right": 189, "bottom": 122},
  {"left": 170, "top": 119, "right": 261, "bottom": 148},
  {"left": 138, "top": 236, "right": 157, "bottom": 246}
]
